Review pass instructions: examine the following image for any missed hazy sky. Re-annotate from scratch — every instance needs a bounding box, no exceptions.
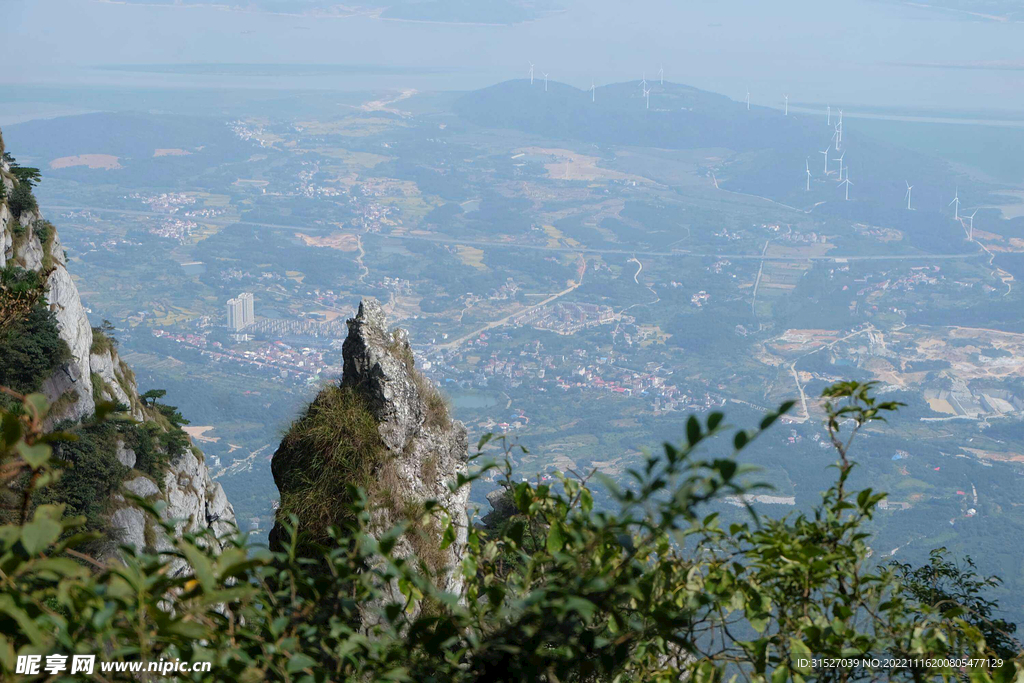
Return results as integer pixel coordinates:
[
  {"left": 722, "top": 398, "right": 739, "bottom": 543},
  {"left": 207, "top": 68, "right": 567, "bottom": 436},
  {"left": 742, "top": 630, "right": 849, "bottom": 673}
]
[{"left": 4, "top": 0, "right": 1024, "bottom": 113}]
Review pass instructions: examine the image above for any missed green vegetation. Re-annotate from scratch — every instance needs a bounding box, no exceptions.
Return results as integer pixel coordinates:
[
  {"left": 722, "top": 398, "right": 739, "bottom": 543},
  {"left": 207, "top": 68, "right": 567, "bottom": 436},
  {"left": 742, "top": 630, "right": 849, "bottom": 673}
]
[
  {"left": 273, "top": 383, "right": 388, "bottom": 549},
  {"left": 37, "top": 419, "right": 130, "bottom": 535},
  {"left": 2, "top": 147, "right": 41, "bottom": 218},
  {"left": 1, "top": 381, "right": 1019, "bottom": 681},
  {"left": 0, "top": 264, "right": 44, "bottom": 331},
  {"left": 90, "top": 320, "right": 119, "bottom": 356},
  {"left": 6, "top": 171, "right": 38, "bottom": 217},
  {"left": 0, "top": 297, "right": 69, "bottom": 397}
]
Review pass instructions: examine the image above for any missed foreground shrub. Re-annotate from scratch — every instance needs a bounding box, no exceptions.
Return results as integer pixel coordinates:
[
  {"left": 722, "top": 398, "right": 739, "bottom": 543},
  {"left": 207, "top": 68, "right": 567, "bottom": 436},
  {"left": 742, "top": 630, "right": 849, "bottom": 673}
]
[{"left": 0, "top": 382, "right": 1019, "bottom": 682}]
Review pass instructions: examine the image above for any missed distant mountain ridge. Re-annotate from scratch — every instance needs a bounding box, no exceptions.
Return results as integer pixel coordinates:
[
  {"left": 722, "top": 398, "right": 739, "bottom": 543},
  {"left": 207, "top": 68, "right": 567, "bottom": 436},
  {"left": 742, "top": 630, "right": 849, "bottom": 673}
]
[
  {"left": 110, "top": 0, "right": 559, "bottom": 24},
  {"left": 456, "top": 79, "right": 972, "bottom": 239}
]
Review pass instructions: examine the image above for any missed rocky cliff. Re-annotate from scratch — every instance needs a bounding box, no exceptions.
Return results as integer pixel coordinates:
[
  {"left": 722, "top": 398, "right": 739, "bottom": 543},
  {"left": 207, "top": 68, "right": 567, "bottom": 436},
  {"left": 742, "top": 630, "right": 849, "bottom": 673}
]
[
  {"left": 270, "top": 298, "right": 471, "bottom": 595},
  {"left": 1, "top": 129, "right": 235, "bottom": 564}
]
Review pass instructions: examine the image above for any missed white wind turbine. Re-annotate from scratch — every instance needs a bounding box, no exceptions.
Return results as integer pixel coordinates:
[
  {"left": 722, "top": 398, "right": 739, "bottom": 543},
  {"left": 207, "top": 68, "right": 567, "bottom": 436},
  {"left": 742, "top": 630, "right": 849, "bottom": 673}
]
[
  {"left": 590, "top": 79, "right": 596, "bottom": 102},
  {"left": 836, "top": 151, "right": 845, "bottom": 180},
  {"left": 827, "top": 105, "right": 831, "bottom": 126},
  {"left": 745, "top": 89, "right": 750, "bottom": 110},
  {"left": 529, "top": 61, "right": 535, "bottom": 85},
  {"left": 820, "top": 148, "right": 830, "bottom": 173},
  {"left": 643, "top": 85, "right": 651, "bottom": 109},
  {"left": 840, "top": 176, "right": 853, "bottom": 201},
  {"left": 659, "top": 64, "right": 664, "bottom": 85},
  {"left": 968, "top": 209, "right": 978, "bottom": 240},
  {"left": 905, "top": 181, "right": 913, "bottom": 210},
  {"left": 806, "top": 159, "right": 811, "bottom": 191},
  {"left": 543, "top": 72, "right": 549, "bottom": 92},
  {"left": 949, "top": 187, "right": 961, "bottom": 220},
  {"left": 640, "top": 71, "right": 647, "bottom": 90},
  {"left": 784, "top": 94, "right": 789, "bottom": 116}
]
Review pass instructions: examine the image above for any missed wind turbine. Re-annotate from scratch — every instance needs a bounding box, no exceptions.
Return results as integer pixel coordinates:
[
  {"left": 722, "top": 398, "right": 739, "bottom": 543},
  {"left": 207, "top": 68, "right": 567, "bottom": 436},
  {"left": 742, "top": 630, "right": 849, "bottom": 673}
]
[
  {"left": 949, "top": 187, "right": 961, "bottom": 220},
  {"left": 968, "top": 209, "right": 978, "bottom": 240},
  {"left": 820, "top": 148, "right": 830, "bottom": 173},
  {"left": 543, "top": 72, "right": 549, "bottom": 92},
  {"left": 831, "top": 127, "right": 840, "bottom": 151},
  {"left": 659, "top": 64, "right": 664, "bottom": 85},
  {"left": 590, "top": 79, "right": 596, "bottom": 102},
  {"left": 827, "top": 105, "right": 831, "bottom": 126},
  {"left": 640, "top": 71, "right": 647, "bottom": 90},
  {"left": 836, "top": 151, "right": 845, "bottom": 180},
  {"left": 643, "top": 85, "right": 650, "bottom": 109},
  {"left": 784, "top": 94, "right": 789, "bottom": 116},
  {"left": 745, "top": 89, "right": 750, "bottom": 110},
  {"left": 905, "top": 181, "right": 913, "bottom": 210},
  {"left": 806, "top": 159, "right": 811, "bottom": 191},
  {"left": 529, "top": 61, "right": 535, "bottom": 85},
  {"left": 840, "top": 176, "right": 853, "bottom": 201}
]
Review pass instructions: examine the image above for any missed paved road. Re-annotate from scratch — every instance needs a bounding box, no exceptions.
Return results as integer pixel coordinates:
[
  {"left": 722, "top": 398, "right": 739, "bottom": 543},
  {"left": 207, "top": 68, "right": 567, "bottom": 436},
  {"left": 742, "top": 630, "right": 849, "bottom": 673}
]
[
  {"left": 437, "top": 257, "right": 588, "bottom": 351},
  {"left": 46, "top": 203, "right": 981, "bottom": 263}
]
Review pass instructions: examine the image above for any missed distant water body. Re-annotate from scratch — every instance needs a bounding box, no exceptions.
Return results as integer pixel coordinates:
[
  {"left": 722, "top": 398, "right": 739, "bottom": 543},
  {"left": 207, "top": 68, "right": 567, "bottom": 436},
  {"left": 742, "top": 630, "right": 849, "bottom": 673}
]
[{"left": 3, "top": 0, "right": 1024, "bottom": 115}]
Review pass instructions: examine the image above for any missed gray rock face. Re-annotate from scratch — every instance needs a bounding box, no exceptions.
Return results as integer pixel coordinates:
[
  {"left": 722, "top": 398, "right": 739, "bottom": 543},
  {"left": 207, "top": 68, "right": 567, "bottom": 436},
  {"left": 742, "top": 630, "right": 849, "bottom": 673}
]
[
  {"left": 271, "top": 298, "right": 472, "bottom": 597},
  {"left": 115, "top": 439, "right": 137, "bottom": 468},
  {"left": 43, "top": 231, "right": 97, "bottom": 425},
  {"left": 124, "top": 476, "right": 160, "bottom": 498},
  {"left": 342, "top": 299, "right": 426, "bottom": 452},
  {"left": 162, "top": 449, "right": 236, "bottom": 541},
  {"left": 91, "top": 350, "right": 144, "bottom": 420},
  {"left": 110, "top": 506, "right": 147, "bottom": 550},
  {"left": 1, "top": 203, "right": 13, "bottom": 270}
]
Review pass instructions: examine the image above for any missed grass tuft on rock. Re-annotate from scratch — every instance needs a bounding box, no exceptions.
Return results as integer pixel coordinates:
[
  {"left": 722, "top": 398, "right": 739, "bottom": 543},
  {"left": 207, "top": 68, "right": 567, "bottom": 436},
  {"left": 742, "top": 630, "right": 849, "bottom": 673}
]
[{"left": 274, "top": 384, "right": 389, "bottom": 547}]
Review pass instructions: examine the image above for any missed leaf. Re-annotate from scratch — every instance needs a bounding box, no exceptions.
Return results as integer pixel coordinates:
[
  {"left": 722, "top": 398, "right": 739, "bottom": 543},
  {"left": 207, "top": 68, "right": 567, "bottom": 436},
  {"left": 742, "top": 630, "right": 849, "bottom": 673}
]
[
  {"left": 24, "top": 393, "right": 50, "bottom": 421},
  {"left": 21, "top": 505, "right": 64, "bottom": 555},
  {"left": 16, "top": 441, "right": 51, "bottom": 469},
  {"left": 580, "top": 488, "right": 593, "bottom": 513},
  {"left": 686, "top": 415, "right": 701, "bottom": 446},
  {"left": 440, "top": 522, "right": 457, "bottom": 550},
  {"left": 507, "top": 521, "right": 525, "bottom": 548},
  {"left": 1, "top": 414, "right": 23, "bottom": 447},
  {"left": 733, "top": 430, "right": 749, "bottom": 450},
  {"left": 285, "top": 653, "right": 317, "bottom": 674},
  {"left": 179, "top": 541, "right": 216, "bottom": 591},
  {"left": 546, "top": 522, "right": 565, "bottom": 554},
  {"left": 0, "top": 596, "right": 47, "bottom": 645}
]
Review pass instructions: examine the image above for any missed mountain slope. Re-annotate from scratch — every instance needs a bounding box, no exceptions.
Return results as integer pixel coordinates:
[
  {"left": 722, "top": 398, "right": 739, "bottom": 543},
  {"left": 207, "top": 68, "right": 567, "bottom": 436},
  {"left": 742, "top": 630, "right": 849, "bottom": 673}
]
[{"left": 1, "top": 128, "right": 235, "bottom": 565}]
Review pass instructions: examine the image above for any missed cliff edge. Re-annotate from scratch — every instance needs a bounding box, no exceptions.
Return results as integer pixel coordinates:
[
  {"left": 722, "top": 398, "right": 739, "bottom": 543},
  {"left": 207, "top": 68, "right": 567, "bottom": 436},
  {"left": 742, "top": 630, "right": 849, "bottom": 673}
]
[{"left": 1, "top": 129, "right": 234, "bottom": 566}]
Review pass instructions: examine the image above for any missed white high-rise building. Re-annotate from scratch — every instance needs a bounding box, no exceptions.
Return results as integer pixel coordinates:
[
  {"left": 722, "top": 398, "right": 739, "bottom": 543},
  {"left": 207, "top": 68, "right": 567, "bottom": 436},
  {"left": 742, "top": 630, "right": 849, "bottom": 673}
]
[
  {"left": 226, "top": 297, "right": 245, "bottom": 331},
  {"left": 239, "top": 292, "right": 255, "bottom": 326}
]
